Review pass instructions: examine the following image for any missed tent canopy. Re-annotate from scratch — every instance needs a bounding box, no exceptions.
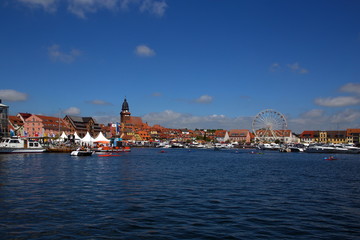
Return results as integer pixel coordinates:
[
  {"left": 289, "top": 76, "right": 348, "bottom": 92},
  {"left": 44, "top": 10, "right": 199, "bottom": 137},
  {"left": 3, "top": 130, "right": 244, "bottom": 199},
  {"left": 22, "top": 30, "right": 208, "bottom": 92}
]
[
  {"left": 81, "top": 132, "right": 95, "bottom": 144},
  {"left": 94, "top": 132, "right": 110, "bottom": 143},
  {"left": 59, "top": 131, "right": 67, "bottom": 139},
  {"left": 73, "top": 132, "right": 81, "bottom": 140}
]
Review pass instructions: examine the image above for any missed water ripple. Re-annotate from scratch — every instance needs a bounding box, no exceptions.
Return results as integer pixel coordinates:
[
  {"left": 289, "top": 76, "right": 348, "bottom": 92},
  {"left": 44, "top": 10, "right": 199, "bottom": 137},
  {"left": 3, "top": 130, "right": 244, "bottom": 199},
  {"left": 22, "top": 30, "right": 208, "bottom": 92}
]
[{"left": 1, "top": 149, "right": 360, "bottom": 239}]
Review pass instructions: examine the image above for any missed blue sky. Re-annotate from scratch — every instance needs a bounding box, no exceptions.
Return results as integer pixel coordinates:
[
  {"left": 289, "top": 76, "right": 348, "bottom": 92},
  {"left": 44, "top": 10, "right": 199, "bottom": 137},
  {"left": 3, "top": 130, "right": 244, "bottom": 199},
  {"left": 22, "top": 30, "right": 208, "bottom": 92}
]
[{"left": 1, "top": 0, "right": 360, "bottom": 133}]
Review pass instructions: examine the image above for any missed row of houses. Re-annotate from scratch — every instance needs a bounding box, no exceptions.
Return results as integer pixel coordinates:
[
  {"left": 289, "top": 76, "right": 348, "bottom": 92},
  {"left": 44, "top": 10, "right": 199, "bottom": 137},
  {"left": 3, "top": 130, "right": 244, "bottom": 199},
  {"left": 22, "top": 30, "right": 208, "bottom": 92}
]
[
  {"left": 7, "top": 112, "right": 360, "bottom": 145},
  {"left": 1, "top": 99, "right": 359, "bottom": 145},
  {"left": 299, "top": 130, "right": 360, "bottom": 145},
  {"left": 8, "top": 113, "right": 104, "bottom": 139},
  {"left": 6, "top": 110, "right": 255, "bottom": 143}
]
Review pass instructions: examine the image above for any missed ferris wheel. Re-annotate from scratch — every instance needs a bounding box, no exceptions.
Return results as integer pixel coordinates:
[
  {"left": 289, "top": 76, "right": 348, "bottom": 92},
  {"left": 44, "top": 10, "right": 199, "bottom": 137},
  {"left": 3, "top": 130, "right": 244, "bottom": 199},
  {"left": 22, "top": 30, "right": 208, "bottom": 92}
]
[{"left": 252, "top": 109, "right": 288, "bottom": 142}]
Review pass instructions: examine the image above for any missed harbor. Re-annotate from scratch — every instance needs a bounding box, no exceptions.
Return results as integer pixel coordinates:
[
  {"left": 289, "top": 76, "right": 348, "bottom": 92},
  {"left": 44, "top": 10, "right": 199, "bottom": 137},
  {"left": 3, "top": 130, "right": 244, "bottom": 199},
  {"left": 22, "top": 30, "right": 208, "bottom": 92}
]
[
  {"left": 1, "top": 1, "right": 360, "bottom": 239},
  {"left": 1, "top": 148, "right": 360, "bottom": 239}
]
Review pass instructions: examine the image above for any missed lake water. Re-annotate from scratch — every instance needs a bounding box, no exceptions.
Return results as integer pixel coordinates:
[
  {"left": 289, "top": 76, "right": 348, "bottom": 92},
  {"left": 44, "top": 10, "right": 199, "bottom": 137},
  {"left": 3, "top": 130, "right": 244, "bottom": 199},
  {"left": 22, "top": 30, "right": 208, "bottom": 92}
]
[{"left": 1, "top": 148, "right": 360, "bottom": 239}]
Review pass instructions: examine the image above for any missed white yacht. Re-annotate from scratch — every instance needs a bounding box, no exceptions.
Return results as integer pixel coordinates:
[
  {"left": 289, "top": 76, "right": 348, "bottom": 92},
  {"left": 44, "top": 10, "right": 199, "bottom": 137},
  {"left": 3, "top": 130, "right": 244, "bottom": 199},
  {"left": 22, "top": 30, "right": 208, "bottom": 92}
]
[
  {"left": 305, "top": 144, "right": 360, "bottom": 154},
  {"left": 0, "top": 137, "right": 46, "bottom": 153},
  {"left": 259, "top": 143, "right": 281, "bottom": 150}
]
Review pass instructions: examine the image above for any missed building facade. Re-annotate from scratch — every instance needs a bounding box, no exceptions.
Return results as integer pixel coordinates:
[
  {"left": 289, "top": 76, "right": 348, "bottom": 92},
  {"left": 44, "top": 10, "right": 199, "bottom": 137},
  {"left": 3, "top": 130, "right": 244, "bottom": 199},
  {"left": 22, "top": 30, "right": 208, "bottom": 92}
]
[
  {"left": 300, "top": 130, "right": 359, "bottom": 144},
  {"left": 64, "top": 115, "right": 101, "bottom": 138},
  {"left": 23, "top": 114, "right": 70, "bottom": 137},
  {"left": 0, "top": 100, "right": 9, "bottom": 138}
]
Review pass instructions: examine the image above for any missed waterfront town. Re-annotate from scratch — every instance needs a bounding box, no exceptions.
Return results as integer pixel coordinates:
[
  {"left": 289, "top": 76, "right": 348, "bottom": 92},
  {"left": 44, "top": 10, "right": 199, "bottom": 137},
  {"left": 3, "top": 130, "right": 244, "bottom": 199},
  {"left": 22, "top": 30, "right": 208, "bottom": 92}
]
[{"left": 0, "top": 98, "right": 359, "bottom": 147}]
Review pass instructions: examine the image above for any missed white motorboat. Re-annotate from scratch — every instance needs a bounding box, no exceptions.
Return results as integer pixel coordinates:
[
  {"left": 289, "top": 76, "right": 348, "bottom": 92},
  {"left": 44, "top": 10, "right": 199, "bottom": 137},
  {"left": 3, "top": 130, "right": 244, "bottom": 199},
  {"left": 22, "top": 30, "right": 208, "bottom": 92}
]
[
  {"left": 305, "top": 144, "right": 360, "bottom": 154},
  {"left": 258, "top": 143, "right": 281, "bottom": 150},
  {"left": 0, "top": 137, "right": 46, "bottom": 153},
  {"left": 70, "top": 148, "right": 94, "bottom": 156}
]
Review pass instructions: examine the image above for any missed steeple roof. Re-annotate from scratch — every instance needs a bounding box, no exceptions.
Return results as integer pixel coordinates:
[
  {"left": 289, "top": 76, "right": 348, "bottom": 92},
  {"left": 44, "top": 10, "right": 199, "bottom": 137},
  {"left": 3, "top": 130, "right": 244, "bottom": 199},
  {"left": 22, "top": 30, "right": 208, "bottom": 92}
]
[{"left": 122, "top": 98, "right": 129, "bottom": 111}]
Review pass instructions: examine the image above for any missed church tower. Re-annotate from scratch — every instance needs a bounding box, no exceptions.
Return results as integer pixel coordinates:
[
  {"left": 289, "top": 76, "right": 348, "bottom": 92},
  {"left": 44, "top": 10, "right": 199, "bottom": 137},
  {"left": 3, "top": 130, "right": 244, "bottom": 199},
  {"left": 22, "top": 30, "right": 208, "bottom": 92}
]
[{"left": 120, "top": 97, "right": 131, "bottom": 124}]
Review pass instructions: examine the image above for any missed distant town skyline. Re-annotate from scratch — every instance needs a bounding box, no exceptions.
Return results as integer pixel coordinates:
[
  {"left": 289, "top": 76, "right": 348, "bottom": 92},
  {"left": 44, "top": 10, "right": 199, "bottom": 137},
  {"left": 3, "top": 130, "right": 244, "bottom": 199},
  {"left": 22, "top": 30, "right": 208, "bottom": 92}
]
[{"left": 1, "top": 0, "right": 360, "bottom": 133}]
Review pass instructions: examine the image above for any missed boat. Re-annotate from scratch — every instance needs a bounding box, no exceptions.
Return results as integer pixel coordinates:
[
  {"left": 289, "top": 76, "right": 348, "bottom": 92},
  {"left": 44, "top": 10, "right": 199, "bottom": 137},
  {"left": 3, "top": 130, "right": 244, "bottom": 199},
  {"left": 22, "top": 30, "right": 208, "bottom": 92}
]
[
  {"left": 279, "top": 144, "right": 305, "bottom": 152},
  {"left": 258, "top": 143, "right": 281, "bottom": 150},
  {"left": 305, "top": 144, "right": 360, "bottom": 154},
  {"left": 324, "top": 156, "right": 337, "bottom": 161},
  {"left": 93, "top": 146, "right": 131, "bottom": 154},
  {"left": 70, "top": 148, "right": 94, "bottom": 156},
  {"left": 98, "top": 153, "right": 121, "bottom": 157},
  {"left": 0, "top": 137, "right": 46, "bottom": 153}
]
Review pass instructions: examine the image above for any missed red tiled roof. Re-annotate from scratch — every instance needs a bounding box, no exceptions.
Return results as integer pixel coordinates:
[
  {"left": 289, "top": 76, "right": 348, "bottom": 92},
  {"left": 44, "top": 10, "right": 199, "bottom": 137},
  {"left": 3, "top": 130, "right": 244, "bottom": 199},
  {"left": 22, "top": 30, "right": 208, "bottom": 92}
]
[
  {"left": 215, "top": 130, "right": 226, "bottom": 137},
  {"left": 8, "top": 116, "right": 23, "bottom": 126}
]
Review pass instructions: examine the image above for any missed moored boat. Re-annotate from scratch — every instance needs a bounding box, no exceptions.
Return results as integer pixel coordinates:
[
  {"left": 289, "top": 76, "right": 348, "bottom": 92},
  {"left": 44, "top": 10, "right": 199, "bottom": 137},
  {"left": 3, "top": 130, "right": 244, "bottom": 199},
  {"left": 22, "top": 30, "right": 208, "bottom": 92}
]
[
  {"left": 305, "top": 144, "right": 360, "bottom": 154},
  {"left": 0, "top": 137, "right": 46, "bottom": 153},
  {"left": 70, "top": 148, "right": 94, "bottom": 156},
  {"left": 93, "top": 146, "right": 131, "bottom": 154},
  {"left": 258, "top": 143, "right": 281, "bottom": 150}
]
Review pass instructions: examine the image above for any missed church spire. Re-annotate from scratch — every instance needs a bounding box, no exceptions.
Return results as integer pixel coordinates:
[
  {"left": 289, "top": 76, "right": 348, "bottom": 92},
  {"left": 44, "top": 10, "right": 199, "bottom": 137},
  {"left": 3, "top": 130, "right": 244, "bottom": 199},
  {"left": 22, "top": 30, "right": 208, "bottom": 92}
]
[
  {"left": 122, "top": 97, "right": 129, "bottom": 112},
  {"left": 120, "top": 97, "right": 131, "bottom": 125}
]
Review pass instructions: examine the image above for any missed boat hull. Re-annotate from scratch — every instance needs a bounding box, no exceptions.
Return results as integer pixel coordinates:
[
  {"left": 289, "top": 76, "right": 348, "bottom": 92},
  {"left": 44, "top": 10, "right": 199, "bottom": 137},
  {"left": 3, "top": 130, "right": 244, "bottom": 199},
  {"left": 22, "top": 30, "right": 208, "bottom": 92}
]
[
  {"left": 0, "top": 148, "right": 46, "bottom": 154},
  {"left": 305, "top": 147, "right": 360, "bottom": 154},
  {"left": 70, "top": 151, "right": 94, "bottom": 156}
]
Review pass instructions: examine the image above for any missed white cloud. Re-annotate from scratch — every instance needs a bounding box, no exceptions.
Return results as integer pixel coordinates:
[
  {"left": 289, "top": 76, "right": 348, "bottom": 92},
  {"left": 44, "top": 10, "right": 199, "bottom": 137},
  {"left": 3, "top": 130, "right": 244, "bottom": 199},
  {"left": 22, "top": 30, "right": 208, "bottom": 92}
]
[
  {"left": 270, "top": 62, "right": 308, "bottom": 74},
  {"left": 314, "top": 96, "right": 360, "bottom": 107},
  {"left": 194, "top": 95, "right": 213, "bottom": 104},
  {"left": 289, "top": 108, "right": 360, "bottom": 132},
  {"left": 17, "top": 0, "right": 58, "bottom": 12},
  {"left": 135, "top": 45, "right": 156, "bottom": 57},
  {"left": 141, "top": 110, "right": 253, "bottom": 129},
  {"left": 287, "top": 62, "right": 308, "bottom": 74},
  {"left": 63, "top": 107, "right": 81, "bottom": 115},
  {"left": 340, "top": 83, "right": 360, "bottom": 95},
  {"left": 67, "top": 0, "right": 118, "bottom": 19},
  {"left": 330, "top": 109, "right": 360, "bottom": 124},
  {"left": 48, "top": 44, "right": 82, "bottom": 63},
  {"left": 300, "top": 109, "right": 325, "bottom": 118},
  {"left": 16, "top": 0, "right": 168, "bottom": 18},
  {"left": 0, "top": 89, "right": 28, "bottom": 102},
  {"left": 140, "top": 0, "right": 167, "bottom": 17}
]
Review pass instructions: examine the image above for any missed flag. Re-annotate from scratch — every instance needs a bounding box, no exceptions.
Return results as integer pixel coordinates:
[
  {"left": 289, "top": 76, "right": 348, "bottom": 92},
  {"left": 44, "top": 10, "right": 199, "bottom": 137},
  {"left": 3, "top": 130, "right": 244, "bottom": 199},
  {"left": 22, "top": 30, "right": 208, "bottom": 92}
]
[{"left": 116, "top": 122, "right": 120, "bottom": 134}]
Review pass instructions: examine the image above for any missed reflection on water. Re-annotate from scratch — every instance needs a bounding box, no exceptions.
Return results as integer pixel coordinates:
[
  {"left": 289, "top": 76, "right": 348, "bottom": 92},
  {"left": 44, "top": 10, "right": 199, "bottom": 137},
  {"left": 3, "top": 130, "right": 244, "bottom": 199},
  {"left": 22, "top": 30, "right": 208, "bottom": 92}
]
[{"left": 1, "top": 149, "right": 360, "bottom": 239}]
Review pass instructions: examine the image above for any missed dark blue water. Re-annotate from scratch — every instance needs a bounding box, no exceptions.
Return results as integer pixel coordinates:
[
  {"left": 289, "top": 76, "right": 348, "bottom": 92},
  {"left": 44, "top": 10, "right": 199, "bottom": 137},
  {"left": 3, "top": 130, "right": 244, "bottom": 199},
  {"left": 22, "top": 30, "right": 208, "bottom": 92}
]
[{"left": 1, "top": 148, "right": 360, "bottom": 239}]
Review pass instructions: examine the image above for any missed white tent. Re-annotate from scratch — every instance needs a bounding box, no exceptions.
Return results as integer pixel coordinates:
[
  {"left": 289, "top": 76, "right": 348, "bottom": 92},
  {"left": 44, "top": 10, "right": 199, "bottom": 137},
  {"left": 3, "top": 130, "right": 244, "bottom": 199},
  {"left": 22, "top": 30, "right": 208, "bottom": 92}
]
[
  {"left": 73, "top": 132, "right": 81, "bottom": 142},
  {"left": 59, "top": 132, "right": 68, "bottom": 140},
  {"left": 94, "top": 132, "right": 110, "bottom": 143},
  {"left": 55, "top": 131, "right": 68, "bottom": 142},
  {"left": 81, "top": 132, "right": 95, "bottom": 145}
]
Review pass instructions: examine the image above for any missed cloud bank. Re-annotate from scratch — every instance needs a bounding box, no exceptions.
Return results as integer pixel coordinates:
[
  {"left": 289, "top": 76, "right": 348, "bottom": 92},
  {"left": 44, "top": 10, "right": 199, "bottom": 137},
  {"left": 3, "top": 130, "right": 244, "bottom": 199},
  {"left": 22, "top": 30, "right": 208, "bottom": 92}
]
[
  {"left": 18, "top": 0, "right": 57, "bottom": 12},
  {"left": 315, "top": 96, "right": 360, "bottom": 107},
  {"left": 16, "top": 0, "right": 168, "bottom": 18},
  {"left": 340, "top": 83, "right": 360, "bottom": 95},
  {"left": 142, "top": 110, "right": 253, "bottom": 130},
  {"left": 290, "top": 108, "right": 360, "bottom": 131},
  {"left": 0, "top": 89, "right": 28, "bottom": 102}
]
